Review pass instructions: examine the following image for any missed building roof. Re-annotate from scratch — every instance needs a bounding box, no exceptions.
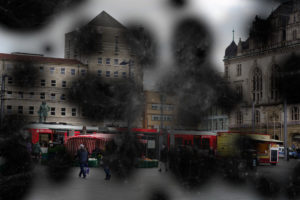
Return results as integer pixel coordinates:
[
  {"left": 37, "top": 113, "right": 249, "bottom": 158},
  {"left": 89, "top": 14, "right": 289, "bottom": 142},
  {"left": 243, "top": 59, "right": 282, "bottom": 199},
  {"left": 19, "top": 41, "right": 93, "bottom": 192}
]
[
  {"left": 224, "top": 41, "right": 237, "bottom": 58},
  {"left": 270, "top": 0, "right": 293, "bottom": 18},
  {"left": 0, "top": 53, "right": 82, "bottom": 65},
  {"left": 87, "top": 11, "right": 126, "bottom": 29}
]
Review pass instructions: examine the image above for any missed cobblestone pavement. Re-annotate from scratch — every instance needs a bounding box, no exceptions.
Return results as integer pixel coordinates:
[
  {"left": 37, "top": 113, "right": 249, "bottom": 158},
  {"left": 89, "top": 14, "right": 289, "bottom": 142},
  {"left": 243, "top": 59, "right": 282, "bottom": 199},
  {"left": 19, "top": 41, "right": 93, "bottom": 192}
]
[{"left": 23, "top": 159, "right": 300, "bottom": 200}]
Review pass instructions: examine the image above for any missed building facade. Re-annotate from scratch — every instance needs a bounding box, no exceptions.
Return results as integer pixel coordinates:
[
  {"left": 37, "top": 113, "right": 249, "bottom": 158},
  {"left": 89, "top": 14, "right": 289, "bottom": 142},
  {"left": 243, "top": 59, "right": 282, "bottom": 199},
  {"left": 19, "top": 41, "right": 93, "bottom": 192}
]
[
  {"left": 0, "top": 52, "right": 89, "bottom": 125},
  {"left": 0, "top": 11, "right": 144, "bottom": 127},
  {"left": 65, "top": 11, "right": 143, "bottom": 88},
  {"left": 143, "top": 90, "right": 177, "bottom": 131},
  {"left": 224, "top": 0, "right": 300, "bottom": 147}
]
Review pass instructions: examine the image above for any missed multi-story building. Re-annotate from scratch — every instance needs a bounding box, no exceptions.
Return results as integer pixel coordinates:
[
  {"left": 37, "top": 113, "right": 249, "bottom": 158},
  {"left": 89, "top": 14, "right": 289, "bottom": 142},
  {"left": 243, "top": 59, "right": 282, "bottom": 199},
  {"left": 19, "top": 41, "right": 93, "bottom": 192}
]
[
  {"left": 65, "top": 11, "right": 143, "bottom": 88},
  {"left": 143, "top": 90, "right": 177, "bottom": 131},
  {"left": 0, "top": 11, "right": 144, "bottom": 127},
  {"left": 224, "top": 0, "right": 300, "bottom": 147},
  {"left": 0, "top": 52, "right": 88, "bottom": 125}
]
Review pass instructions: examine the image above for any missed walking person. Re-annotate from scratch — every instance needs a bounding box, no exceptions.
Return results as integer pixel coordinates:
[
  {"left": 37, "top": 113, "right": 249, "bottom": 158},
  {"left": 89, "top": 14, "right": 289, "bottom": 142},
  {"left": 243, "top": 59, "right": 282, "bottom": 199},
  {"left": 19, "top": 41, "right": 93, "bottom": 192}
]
[
  {"left": 32, "top": 142, "right": 42, "bottom": 162},
  {"left": 102, "top": 157, "right": 111, "bottom": 180},
  {"left": 159, "top": 144, "right": 168, "bottom": 172},
  {"left": 77, "top": 144, "right": 88, "bottom": 178}
]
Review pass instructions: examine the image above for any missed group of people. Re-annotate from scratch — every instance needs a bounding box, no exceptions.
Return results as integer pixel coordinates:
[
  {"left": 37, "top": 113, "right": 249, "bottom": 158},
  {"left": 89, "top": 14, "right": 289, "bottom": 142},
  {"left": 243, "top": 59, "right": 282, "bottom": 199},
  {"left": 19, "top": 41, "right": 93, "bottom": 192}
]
[{"left": 76, "top": 144, "right": 111, "bottom": 180}]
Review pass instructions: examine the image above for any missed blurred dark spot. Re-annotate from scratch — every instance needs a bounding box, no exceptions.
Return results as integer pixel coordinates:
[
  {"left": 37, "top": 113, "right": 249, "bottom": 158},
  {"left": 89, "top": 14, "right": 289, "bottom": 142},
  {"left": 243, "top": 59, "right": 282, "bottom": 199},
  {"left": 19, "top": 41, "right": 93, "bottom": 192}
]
[
  {"left": 168, "top": 146, "right": 215, "bottom": 189},
  {"left": 249, "top": 15, "right": 272, "bottom": 47},
  {"left": 0, "top": 115, "right": 33, "bottom": 200},
  {"left": 169, "top": 0, "right": 186, "bottom": 8},
  {"left": 46, "top": 146, "right": 73, "bottom": 183},
  {"left": 159, "top": 18, "right": 239, "bottom": 127},
  {"left": 149, "top": 189, "right": 170, "bottom": 200},
  {"left": 173, "top": 18, "right": 211, "bottom": 67},
  {"left": 0, "top": 0, "right": 85, "bottom": 31},
  {"left": 286, "top": 163, "right": 300, "bottom": 199},
  {"left": 277, "top": 53, "right": 300, "bottom": 103},
  {"left": 43, "top": 44, "right": 53, "bottom": 53},
  {"left": 125, "top": 26, "right": 157, "bottom": 68},
  {"left": 68, "top": 74, "right": 143, "bottom": 123},
  {"left": 255, "top": 176, "right": 280, "bottom": 198},
  {"left": 11, "top": 61, "right": 43, "bottom": 88},
  {"left": 103, "top": 133, "right": 144, "bottom": 180},
  {"left": 71, "top": 25, "right": 100, "bottom": 56}
]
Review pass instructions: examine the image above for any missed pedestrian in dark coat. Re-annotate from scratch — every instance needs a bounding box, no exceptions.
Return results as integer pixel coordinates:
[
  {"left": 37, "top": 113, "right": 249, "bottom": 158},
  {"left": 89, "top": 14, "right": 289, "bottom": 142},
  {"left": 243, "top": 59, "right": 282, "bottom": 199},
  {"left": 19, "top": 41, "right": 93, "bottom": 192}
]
[
  {"left": 159, "top": 144, "right": 168, "bottom": 172},
  {"left": 32, "top": 142, "right": 41, "bottom": 161},
  {"left": 77, "top": 144, "right": 88, "bottom": 178}
]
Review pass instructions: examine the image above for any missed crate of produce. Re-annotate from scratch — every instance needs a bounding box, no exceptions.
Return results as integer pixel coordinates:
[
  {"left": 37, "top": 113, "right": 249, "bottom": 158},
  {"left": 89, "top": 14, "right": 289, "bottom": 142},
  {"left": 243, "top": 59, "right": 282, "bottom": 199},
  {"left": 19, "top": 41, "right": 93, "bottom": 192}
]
[
  {"left": 88, "top": 158, "right": 99, "bottom": 167},
  {"left": 136, "top": 159, "right": 158, "bottom": 168}
]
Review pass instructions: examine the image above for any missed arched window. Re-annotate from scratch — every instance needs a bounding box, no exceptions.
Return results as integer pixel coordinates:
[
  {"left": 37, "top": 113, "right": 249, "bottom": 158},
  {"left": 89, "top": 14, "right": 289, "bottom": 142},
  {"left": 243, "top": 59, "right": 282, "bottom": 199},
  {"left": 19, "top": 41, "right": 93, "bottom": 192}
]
[
  {"left": 252, "top": 67, "right": 263, "bottom": 103},
  {"left": 291, "top": 107, "right": 300, "bottom": 121},
  {"left": 236, "top": 111, "right": 243, "bottom": 125},
  {"left": 255, "top": 110, "right": 260, "bottom": 124},
  {"left": 270, "top": 65, "right": 280, "bottom": 101}
]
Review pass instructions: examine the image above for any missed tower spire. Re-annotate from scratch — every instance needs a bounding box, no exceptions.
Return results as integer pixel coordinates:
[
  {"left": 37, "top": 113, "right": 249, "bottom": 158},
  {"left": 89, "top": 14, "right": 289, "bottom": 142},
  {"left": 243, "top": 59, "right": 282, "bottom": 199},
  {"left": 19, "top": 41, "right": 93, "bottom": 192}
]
[{"left": 232, "top": 29, "right": 235, "bottom": 42}]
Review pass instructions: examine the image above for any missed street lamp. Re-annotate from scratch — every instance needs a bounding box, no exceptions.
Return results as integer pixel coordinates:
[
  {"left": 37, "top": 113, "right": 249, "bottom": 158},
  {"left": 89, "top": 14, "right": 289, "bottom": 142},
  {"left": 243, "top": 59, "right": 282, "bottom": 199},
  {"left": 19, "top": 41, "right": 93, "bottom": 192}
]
[{"left": 120, "top": 59, "right": 132, "bottom": 79}]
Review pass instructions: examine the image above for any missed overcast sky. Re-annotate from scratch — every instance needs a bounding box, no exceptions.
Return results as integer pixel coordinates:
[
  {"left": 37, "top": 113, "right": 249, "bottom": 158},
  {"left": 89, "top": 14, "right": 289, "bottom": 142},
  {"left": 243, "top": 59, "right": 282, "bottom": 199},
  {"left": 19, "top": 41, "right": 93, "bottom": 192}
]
[{"left": 0, "top": 0, "right": 278, "bottom": 88}]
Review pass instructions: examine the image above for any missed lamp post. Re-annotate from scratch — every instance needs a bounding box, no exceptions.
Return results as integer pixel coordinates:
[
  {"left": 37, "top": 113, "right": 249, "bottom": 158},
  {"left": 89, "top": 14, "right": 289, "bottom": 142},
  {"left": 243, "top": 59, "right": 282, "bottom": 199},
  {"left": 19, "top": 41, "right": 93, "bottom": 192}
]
[
  {"left": 120, "top": 59, "right": 132, "bottom": 79},
  {"left": 252, "top": 101, "right": 255, "bottom": 133},
  {"left": 0, "top": 74, "right": 8, "bottom": 126}
]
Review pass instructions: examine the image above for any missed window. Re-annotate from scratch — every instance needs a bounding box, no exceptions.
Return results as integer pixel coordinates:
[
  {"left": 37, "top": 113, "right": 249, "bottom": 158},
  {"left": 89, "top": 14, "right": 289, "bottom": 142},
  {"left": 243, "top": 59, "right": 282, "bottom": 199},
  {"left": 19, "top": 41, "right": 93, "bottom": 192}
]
[
  {"left": 29, "top": 106, "right": 34, "bottom": 115},
  {"left": 106, "top": 71, "right": 110, "bottom": 77},
  {"left": 18, "top": 106, "right": 23, "bottom": 114},
  {"left": 225, "top": 66, "right": 229, "bottom": 79},
  {"left": 18, "top": 92, "right": 23, "bottom": 99},
  {"left": 97, "top": 70, "right": 102, "bottom": 77},
  {"left": 81, "top": 69, "right": 86, "bottom": 76},
  {"left": 6, "top": 64, "right": 12, "bottom": 72},
  {"left": 255, "top": 110, "right": 260, "bottom": 124},
  {"left": 62, "top": 81, "right": 67, "bottom": 88},
  {"left": 151, "top": 115, "right": 173, "bottom": 121},
  {"left": 292, "top": 107, "right": 300, "bottom": 121},
  {"left": 61, "top": 108, "right": 66, "bottom": 116},
  {"left": 293, "top": 29, "right": 297, "bottom": 40},
  {"left": 236, "top": 111, "right": 243, "bottom": 125},
  {"left": 61, "top": 68, "right": 65, "bottom": 75},
  {"left": 270, "top": 65, "right": 280, "bottom": 101},
  {"left": 7, "top": 77, "right": 13, "bottom": 84},
  {"left": 51, "top": 80, "right": 56, "bottom": 87},
  {"left": 7, "top": 105, "right": 12, "bottom": 114},
  {"left": 122, "top": 72, "right": 126, "bottom": 78},
  {"left": 41, "top": 79, "right": 45, "bottom": 87},
  {"left": 98, "top": 58, "right": 102, "bottom": 64},
  {"left": 60, "top": 94, "right": 66, "bottom": 100},
  {"left": 114, "top": 71, "right": 118, "bottom": 78},
  {"left": 72, "top": 108, "right": 76, "bottom": 116},
  {"left": 237, "top": 64, "right": 242, "bottom": 76},
  {"left": 236, "top": 84, "right": 243, "bottom": 99},
  {"left": 106, "top": 58, "right": 110, "bottom": 65},
  {"left": 51, "top": 107, "right": 55, "bottom": 116},
  {"left": 29, "top": 92, "right": 34, "bottom": 98},
  {"left": 40, "top": 93, "right": 45, "bottom": 99},
  {"left": 114, "top": 59, "right": 118, "bottom": 65},
  {"left": 71, "top": 69, "right": 76, "bottom": 75},
  {"left": 40, "top": 66, "right": 44, "bottom": 72},
  {"left": 50, "top": 93, "right": 56, "bottom": 100},
  {"left": 50, "top": 67, "right": 55, "bottom": 74},
  {"left": 252, "top": 67, "right": 263, "bottom": 103},
  {"left": 115, "top": 36, "right": 119, "bottom": 54},
  {"left": 152, "top": 104, "right": 159, "bottom": 110},
  {"left": 7, "top": 91, "right": 12, "bottom": 97}
]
